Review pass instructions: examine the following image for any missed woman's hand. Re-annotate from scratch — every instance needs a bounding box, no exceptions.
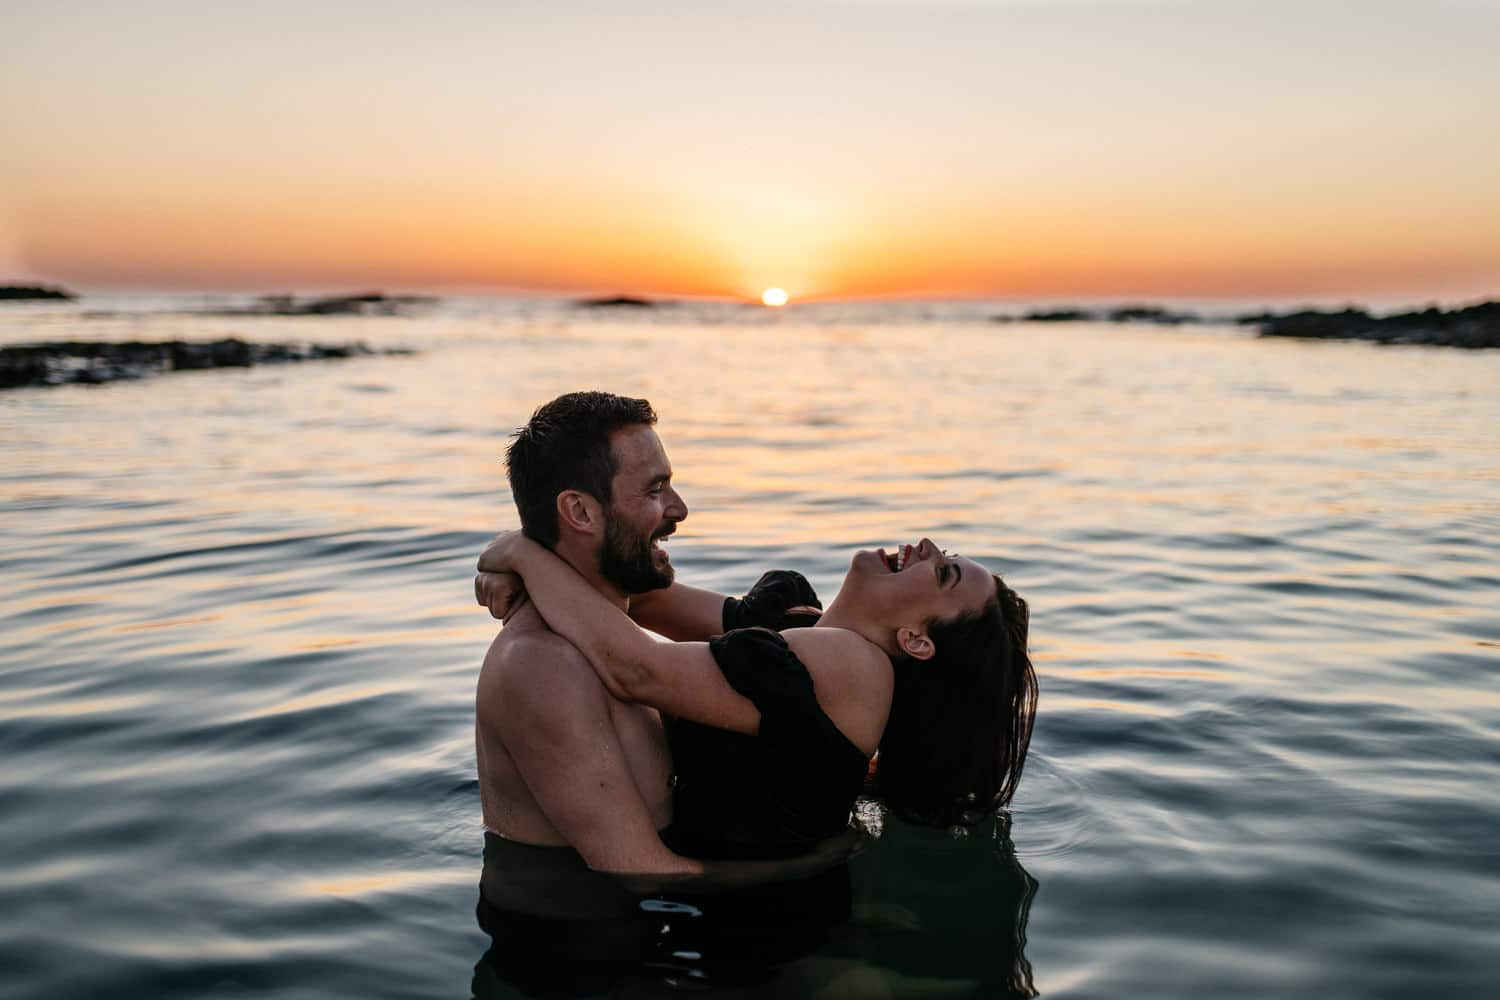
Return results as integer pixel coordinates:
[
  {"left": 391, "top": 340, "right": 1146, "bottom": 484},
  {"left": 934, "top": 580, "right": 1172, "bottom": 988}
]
[
  {"left": 723, "top": 569, "right": 823, "bottom": 631},
  {"left": 475, "top": 571, "right": 527, "bottom": 623},
  {"left": 476, "top": 530, "right": 528, "bottom": 575},
  {"left": 475, "top": 532, "right": 539, "bottom": 623}
]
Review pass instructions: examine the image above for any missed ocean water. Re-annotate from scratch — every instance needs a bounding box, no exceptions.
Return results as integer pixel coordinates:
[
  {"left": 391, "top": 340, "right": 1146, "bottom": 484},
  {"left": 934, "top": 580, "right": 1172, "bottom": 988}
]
[{"left": 1, "top": 296, "right": 1497, "bottom": 998}]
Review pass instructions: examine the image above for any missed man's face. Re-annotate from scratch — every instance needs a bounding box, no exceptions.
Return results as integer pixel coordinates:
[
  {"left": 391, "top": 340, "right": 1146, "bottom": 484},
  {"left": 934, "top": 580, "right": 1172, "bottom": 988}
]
[{"left": 597, "top": 425, "right": 688, "bottom": 594}]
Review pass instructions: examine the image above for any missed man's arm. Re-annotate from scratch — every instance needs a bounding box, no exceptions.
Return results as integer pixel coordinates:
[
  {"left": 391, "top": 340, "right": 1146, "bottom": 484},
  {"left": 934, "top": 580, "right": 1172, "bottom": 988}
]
[
  {"left": 630, "top": 570, "right": 822, "bottom": 639},
  {"left": 616, "top": 824, "right": 870, "bottom": 896},
  {"left": 626, "top": 581, "right": 730, "bottom": 640},
  {"left": 481, "top": 634, "right": 700, "bottom": 875}
]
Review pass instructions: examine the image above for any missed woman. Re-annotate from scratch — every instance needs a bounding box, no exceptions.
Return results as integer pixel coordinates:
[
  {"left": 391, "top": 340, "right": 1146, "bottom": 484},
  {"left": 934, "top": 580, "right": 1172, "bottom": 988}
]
[{"left": 477, "top": 534, "right": 1037, "bottom": 859}]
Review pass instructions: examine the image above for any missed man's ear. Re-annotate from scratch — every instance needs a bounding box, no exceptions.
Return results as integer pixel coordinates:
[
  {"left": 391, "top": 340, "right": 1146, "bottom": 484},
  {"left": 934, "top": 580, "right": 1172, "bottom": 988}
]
[
  {"left": 896, "top": 626, "right": 935, "bottom": 661},
  {"left": 556, "top": 490, "right": 604, "bottom": 536}
]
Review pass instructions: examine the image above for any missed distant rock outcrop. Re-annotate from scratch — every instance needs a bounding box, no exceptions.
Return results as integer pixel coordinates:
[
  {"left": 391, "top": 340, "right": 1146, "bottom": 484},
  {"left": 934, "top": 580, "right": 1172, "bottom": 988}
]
[
  {"left": 0, "top": 284, "right": 77, "bottom": 301},
  {"left": 1105, "top": 305, "right": 1195, "bottom": 325},
  {"left": 575, "top": 295, "right": 657, "bottom": 309},
  {"left": 196, "top": 293, "right": 436, "bottom": 317},
  {"left": 1003, "top": 305, "right": 1200, "bottom": 324},
  {"left": 0, "top": 339, "right": 414, "bottom": 390},
  {"left": 1247, "top": 301, "right": 1500, "bottom": 348},
  {"left": 1019, "top": 308, "right": 1094, "bottom": 322}
]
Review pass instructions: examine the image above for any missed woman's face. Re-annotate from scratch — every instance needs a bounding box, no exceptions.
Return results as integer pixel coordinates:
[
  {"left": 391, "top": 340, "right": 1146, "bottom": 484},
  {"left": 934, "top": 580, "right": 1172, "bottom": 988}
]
[{"left": 845, "top": 537, "right": 996, "bottom": 632}]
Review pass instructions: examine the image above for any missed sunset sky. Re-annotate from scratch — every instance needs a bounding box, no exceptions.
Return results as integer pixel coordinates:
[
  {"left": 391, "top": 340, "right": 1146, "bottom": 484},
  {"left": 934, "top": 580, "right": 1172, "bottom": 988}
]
[{"left": 3, "top": 1, "right": 1497, "bottom": 303}]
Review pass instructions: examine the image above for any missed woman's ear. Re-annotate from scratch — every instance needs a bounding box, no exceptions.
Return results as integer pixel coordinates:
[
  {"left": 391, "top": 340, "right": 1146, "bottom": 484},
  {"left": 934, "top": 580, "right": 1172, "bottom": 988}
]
[
  {"left": 556, "top": 490, "right": 603, "bottom": 536},
  {"left": 896, "top": 626, "right": 935, "bottom": 661}
]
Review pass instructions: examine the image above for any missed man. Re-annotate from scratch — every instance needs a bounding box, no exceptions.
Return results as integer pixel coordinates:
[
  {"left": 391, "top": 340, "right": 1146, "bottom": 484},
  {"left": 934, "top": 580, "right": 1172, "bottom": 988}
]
[{"left": 475, "top": 392, "right": 818, "bottom": 877}]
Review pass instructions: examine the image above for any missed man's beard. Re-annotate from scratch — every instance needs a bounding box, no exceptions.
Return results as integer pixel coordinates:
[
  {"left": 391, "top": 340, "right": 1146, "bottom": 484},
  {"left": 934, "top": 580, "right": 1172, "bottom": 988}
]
[{"left": 598, "top": 510, "right": 674, "bottom": 594}]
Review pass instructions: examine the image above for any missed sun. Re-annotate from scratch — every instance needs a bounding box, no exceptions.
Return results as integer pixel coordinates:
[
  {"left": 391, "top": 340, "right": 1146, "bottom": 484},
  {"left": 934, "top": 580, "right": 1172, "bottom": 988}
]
[{"left": 761, "top": 287, "right": 789, "bottom": 307}]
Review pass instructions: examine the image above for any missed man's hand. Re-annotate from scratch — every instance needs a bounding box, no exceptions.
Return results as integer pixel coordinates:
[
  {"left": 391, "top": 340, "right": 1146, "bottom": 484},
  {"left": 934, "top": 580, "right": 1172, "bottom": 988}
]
[{"left": 475, "top": 571, "right": 528, "bottom": 623}]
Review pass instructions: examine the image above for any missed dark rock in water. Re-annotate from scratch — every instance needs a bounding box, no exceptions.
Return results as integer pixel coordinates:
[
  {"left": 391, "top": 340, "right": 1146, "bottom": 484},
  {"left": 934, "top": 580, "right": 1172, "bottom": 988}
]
[
  {"left": 575, "top": 295, "right": 657, "bottom": 309},
  {"left": 1020, "top": 308, "right": 1095, "bottom": 322},
  {"left": 0, "top": 338, "right": 412, "bottom": 390},
  {"left": 292, "top": 293, "right": 431, "bottom": 316},
  {"left": 0, "top": 284, "right": 77, "bottom": 301},
  {"left": 1105, "top": 305, "right": 1197, "bottom": 325},
  {"left": 195, "top": 293, "right": 436, "bottom": 317},
  {"left": 1248, "top": 300, "right": 1500, "bottom": 348},
  {"left": 170, "top": 339, "right": 253, "bottom": 369},
  {"left": 1006, "top": 306, "right": 1201, "bottom": 324},
  {"left": 1234, "top": 312, "right": 1279, "bottom": 326}
]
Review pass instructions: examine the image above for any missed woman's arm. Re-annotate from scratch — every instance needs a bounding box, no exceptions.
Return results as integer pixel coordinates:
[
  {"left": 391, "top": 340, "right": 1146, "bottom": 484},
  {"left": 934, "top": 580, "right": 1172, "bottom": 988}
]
[
  {"left": 477, "top": 570, "right": 819, "bottom": 639},
  {"left": 479, "top": 533, "right": 762, "bottom": 734}
]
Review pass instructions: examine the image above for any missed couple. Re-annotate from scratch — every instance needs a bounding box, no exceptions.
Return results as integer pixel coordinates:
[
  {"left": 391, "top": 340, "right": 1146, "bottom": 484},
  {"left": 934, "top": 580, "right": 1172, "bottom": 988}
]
[{"left": 473, "top": 391, "right": 1037, "bottom": 886}]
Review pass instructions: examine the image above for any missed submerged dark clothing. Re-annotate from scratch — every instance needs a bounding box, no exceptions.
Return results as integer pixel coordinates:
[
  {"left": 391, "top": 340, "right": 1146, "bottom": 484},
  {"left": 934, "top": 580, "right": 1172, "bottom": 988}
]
[
  {"left": 474, "top": 833, "right": 853, "bottom": 998},
  {"left": 664, "top": 627, "right": 870, "bottom": 860}
]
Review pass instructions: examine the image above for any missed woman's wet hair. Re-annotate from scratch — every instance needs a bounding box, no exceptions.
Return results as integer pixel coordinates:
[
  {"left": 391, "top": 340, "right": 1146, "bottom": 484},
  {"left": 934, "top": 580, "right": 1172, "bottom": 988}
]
[{"left": 870, "top": 574, "right": 1037, "bottom": 828}]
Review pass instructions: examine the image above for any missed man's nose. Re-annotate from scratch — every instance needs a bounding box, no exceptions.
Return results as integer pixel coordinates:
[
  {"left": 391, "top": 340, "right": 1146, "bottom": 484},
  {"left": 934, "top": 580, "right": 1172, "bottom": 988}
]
[{"left": 665, "top": 487, "right": 688, "bottom": 522}]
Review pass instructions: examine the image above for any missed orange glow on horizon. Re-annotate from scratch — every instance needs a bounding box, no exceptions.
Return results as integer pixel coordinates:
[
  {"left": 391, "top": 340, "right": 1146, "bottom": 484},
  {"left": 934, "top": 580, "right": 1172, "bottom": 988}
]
[
  {"left": 14, "top": 154, "right": 1497, "bottom": 303},
  {"left": 19, "top": 184, "right": 1499, "bottom": 303},
  {"left": 5, "top": 3, "right": 1498, "bottom": 303}
]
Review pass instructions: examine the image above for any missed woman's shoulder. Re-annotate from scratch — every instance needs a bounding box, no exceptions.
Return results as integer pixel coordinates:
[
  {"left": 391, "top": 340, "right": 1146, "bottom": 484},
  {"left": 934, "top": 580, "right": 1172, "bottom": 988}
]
[
  {"left": 778, "top": 625, "right": 883, "bottom": 666},
  {"left": 781, "top": 627, "right": 892, "bottom": 756}
]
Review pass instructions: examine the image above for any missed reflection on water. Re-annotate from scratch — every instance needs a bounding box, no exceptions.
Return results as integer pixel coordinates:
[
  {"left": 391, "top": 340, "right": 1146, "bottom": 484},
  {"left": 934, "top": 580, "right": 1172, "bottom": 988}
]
[
  {"left": 472, "top": 811, "right": 1038, "bottom": 998},
  {"left": 2, "top": 298, "right": 1498, "bottom": 997}
]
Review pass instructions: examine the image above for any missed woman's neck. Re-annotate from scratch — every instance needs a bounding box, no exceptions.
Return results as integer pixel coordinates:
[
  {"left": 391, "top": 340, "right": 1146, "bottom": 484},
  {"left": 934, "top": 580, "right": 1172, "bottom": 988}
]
[{"left": 815, "top": 602, "right": 898, "bottom": 658}]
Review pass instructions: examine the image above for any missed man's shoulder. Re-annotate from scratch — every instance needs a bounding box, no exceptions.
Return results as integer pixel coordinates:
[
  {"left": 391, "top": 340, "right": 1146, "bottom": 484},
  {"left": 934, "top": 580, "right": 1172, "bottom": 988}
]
[
  {"left": 480, "top": 620, "right": 600, "bottom": 710},
  {"left": 493, "top": 623, "right": 586, "bottom": 664}
]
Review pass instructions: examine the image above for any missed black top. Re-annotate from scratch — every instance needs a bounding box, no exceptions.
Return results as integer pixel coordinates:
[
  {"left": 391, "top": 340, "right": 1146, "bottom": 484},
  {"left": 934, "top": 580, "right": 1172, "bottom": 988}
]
[{"left": 663, "top": 628, "right": 870, "bottom": 860}]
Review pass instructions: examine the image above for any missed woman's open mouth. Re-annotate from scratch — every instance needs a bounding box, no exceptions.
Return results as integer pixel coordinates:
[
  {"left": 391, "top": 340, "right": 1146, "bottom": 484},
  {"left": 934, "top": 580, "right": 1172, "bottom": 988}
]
[{"left": 881, "top": 545, "right": 913, "bottom": 572}]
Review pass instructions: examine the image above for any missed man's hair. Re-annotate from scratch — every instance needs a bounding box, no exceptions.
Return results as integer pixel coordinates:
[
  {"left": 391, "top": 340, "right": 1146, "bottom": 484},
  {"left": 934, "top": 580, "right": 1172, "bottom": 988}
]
[{"left": 505, "top": 392, "right": 658, "bottom": 547}]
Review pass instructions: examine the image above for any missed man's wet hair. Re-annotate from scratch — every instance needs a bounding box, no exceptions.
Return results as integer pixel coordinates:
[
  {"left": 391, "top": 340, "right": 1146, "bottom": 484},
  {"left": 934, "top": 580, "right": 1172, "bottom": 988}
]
[{"left": 506, "top": 391, "right": 658, "bottom": 547}]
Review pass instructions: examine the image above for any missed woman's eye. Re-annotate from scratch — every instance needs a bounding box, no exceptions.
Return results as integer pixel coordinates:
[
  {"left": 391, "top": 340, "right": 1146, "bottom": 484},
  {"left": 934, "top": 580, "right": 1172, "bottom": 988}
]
[{"left": 938, "top": 565, "right": 949, "bottom": 583}]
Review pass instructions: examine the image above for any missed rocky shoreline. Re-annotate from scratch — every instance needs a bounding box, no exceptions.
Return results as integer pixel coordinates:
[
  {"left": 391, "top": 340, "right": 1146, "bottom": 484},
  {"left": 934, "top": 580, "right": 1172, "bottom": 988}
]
[{"left": 0, "top": 338, "right": 413, "bottom": 390}]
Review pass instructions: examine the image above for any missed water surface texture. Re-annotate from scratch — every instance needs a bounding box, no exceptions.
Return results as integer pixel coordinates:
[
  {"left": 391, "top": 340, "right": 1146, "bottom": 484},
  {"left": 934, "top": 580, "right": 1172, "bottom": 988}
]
[{"left": 2, "top": 298, "right": 1497, "bottom": 998}]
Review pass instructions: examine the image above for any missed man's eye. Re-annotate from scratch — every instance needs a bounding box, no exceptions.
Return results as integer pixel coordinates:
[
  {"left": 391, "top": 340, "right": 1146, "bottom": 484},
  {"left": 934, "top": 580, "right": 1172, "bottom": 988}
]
[{"left": 938, "top": 565, "right": 949, "bottom": 583}]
